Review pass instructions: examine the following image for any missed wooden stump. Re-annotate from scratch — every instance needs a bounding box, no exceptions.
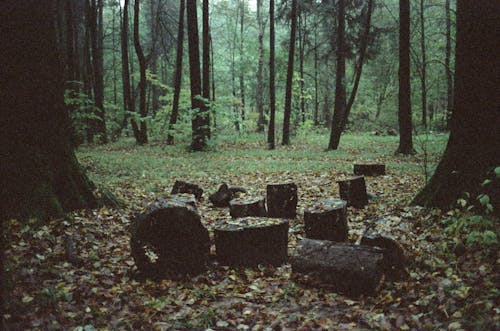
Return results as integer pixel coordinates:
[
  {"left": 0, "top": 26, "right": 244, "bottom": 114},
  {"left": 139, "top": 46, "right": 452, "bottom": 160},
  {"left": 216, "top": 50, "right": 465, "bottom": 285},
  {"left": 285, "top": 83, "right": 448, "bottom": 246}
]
[
  {"left": 169, "top": 193, "right": 197, "bottom": 207},
  {"left": 304, "top": 198, "right": 348, "bottom": 242},
  {"left": 171, "top": 180, "right": 203, "bottom": 200},
  {"left": 361, "top": 229, "right": 408, "bottom": 280},
  {"left": 354, "top": 164, "right": 386, "bottom": 176},
  {"left": 229, "top": 197, "right": 267, "bottom": 218},
  {"left": 130, "top": 197, "right": 210, "bottom": 278},
  {"left": 214, "top": 217, "right": 289, "bottom": 267},
  {"left": 337, "top": 176, "right": 368, "bottom": 208},
  {"left": 292, "top": 239, "right": 385, "bottom": 297},
  {"left": 266, "top": 183, "right": 298, "bottom": 218},
  {"left": 209, "top": 183, "right": 247, "bottom": 207}
]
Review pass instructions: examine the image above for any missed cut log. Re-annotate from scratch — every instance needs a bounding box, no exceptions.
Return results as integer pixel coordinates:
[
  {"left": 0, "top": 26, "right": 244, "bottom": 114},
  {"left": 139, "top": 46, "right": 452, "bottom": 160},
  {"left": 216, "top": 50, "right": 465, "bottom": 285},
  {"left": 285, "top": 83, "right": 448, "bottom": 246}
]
[
  {"left": 130, "top": 197, "right": 210, "bottom": 278},
  {"left": 292, "top": 239, "right": 385, "bottom": 297},
  {"left": 361, "top": 229, "right": 408, "bottom": 280},
  {"left": 266, "top": 183, "right": 298, "bottom": 218},
  {"left": 304, "top": 198, "right": 348, "bottom": 242},
  {"left": 214, "top": 217, "right": 289, "bottom": 267},
  {"left": 168, "top": 193, "right": 196, "bottom": 207},
  {"left": 209, "top": 183, "right": 248, "bottom": 207},
  {"left": 229, "top": 197, "right": 267, "bottom": 218},
  {"left": 337, "top": 176, "right": 368, "bottom": 208},
  {"left": 353, "top": 164, "right": 386, "bottom": 176},
  {"left": 171, "top": 180, "right": 203, "bottom": 200}
]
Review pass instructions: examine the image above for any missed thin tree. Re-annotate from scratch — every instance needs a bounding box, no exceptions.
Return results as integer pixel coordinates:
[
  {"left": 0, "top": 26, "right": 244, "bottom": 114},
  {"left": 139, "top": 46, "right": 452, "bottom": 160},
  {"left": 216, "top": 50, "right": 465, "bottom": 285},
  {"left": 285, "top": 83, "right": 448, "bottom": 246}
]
[
  {"left": 328, "top": 0, "right": 346, "bottom": 150},
  {"left": 167, "top": 0, "right": 185, "bottom": 145},
  {"left": 413, "top": 1, "right": 499, "bottom": 210},
  {"left": 134, "top": 0, "right": 149, "bottom": 144},
  {"left": 419, "top": 0, "right": 427, "bottom": 129},
  {"left": 267, "top": 0, "right": 276, "bottom": 149},
  {"left": 445, "top": 0, "right": 453, "bottom": 128},
  {"left": 187, "top": 0, "right": 209, "bottom": 150},
  {"left": 395, "top": 0, "right": 414, "bottom": 154},
  {"left": 239, "top": 0, "right": 246, "bottom": 125},
  {"left": 256, "top": 0, "right": 265, "bottom": 132},
  {"left": 202, "top": 0, "right": 211, "bottom": 138},
  {"left": 282, "top": 0, "right": 298, "bottom": 145}
]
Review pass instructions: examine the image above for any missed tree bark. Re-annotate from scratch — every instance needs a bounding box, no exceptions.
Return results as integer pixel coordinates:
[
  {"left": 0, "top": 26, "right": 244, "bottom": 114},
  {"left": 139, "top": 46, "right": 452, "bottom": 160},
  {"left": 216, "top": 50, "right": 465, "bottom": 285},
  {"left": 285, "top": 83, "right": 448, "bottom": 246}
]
[
  {"left": 202, "top": 0, "right": 211, "bottom": 138},
  {"left": 239, "top": 0, "right": 246, "bottom": 127},
  {"left": 396, "top": 0, "right": 414, "bottom": 154},
  {"left": 419, "top": 0, "right": 427, "bottom": 129},
  {"left": 412, "top": 1, "right": 500, "bottom": 209},
  {"left": 134, "top": 0, "right": 149, "bottom": 145},
  {"left": 328, "top": 0, "right": 346, "bottom": 150},
  {"left": 187, "top": 0, "right": 209, "bottom": 150},
  {"left": 267, "top": 0, "right": 276, "bottom": 149},
  {"left": 256, "top": 0, "right": 265, "bottom": 132},
  {"left": 445, "top": 0, "right": 453, "bottom": 129},
  {"left": 167, "top": 0, "right": 185, "bottom": 145},
  {"left": 282, "top": 0, "right": 298, "bottom": 145}
]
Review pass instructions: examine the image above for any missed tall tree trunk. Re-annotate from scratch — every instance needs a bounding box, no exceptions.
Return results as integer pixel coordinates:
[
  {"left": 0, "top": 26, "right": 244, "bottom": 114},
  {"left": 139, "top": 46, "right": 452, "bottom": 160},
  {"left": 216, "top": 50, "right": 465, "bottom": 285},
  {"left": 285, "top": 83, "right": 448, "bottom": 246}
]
[
  {"left": 282, "top": 0, "right": 297, "bottom": 145},
  {"left": 267, "top": 0, "right": 276, "bottom": 149},
  {"left": 231, "top": 35, "right": 239, "bottom": 131},
  {"left": 239, "top": 0, "right": 246, "bottom": 127},
  {"left": 313, "top": 18, "right": 319, "bottom": 126},
  {"left": 112, "top": 4, "right": 118, "bottom": 106},
  {"left": 420, "top": 0, "right": 427, "bottom": 129},
  {"left": 167, "top": 0, "right": 185, "bottom": 145},
  {"left": 210, "top": 32, "right": 216, "bottom": 128},
  {"left": 298, "top": 12, "right": 306, "bottom": 124},
  {"left": 149, "top": 0, "right": 160, "bottom": 115},
  {"left": 187, "top": 0, "right": 209, "bottom": 150},
  {"left": 329, "top": 0, "right": 373, "bottom": 149},
  {"left": 328, "top": 0, "right": 346, "bottom": 150},
  {"left": 84, "top": 0, "right": 95, "bottom": 142},
  {"left": 445, "top": 0, "right": 453, "bottom": 129},
  {"left": 396, "top": 0, "right": 414, "bottom": 154},
  {"left": 134, "top": 0, "right": 149, "bottom": 144},
  {"left": 202, "top": 0, "right": 211, "bottom": 139},
  {"left": 412, "top": 1, "right": 500, "bottom": 211},
  {"left": 256, "top": 0, "right": 265, "bottom": 132}
]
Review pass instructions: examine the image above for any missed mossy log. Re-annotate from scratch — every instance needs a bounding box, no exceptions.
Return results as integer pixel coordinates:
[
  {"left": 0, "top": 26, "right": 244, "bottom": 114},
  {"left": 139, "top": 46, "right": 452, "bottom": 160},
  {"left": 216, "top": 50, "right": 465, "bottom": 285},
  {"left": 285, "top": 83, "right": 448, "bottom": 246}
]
[
  {"left": 266, "top": 183, "right": 298, "bottom": 218},
  {"left": 353, "top": 164, "right": 386, "bottom": 176},
  {"left": 130, "top": 197, "right": 209, "bottom": 278},
  {"left": 229, "top": 197, "right": 267, "bottom": 218},
  {"left": 304, "top": 198, "right": 348, "bottom": 242},
  {"left": 171, "top": 180, "right": 203, "bottom": 200},
  {"left": 292, "top": 239, "right": 385, "bottom": 297},
  {"left": 337, "top": 176, "right": 368, "bottom": 208},
  {"left": 214, "top": 217, "right": 289, "bottom": 267}
]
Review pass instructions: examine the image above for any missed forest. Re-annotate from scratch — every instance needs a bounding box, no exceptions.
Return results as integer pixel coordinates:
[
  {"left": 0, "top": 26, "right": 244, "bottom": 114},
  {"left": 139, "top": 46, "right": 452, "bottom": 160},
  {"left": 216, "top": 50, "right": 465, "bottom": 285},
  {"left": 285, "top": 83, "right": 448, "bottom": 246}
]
[{"left": 0, "top": 0, "right": 499, "bottom": 330}]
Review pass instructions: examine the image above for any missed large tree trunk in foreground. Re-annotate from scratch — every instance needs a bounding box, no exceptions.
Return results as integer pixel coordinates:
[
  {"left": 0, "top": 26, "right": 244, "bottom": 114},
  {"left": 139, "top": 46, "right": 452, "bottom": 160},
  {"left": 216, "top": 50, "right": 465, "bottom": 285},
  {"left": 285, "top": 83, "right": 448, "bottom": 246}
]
[
  {"left": 0, "top": 1, "right": 98, "bottom": 221},
  {"left": 282, "top": 0, "right": 297, "bottom": 146},
  {"left": 412, "top": 1, "right": 500, "bottom": 210},
  {"left": 396, "top": 0, "right": 414, "bottom": 155}
]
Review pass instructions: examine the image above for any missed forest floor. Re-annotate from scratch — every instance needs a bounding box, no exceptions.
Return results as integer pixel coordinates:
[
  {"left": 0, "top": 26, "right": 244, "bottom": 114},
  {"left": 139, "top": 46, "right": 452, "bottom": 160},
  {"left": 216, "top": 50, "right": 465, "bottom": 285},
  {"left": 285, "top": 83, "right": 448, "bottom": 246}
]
[{"left": 4, "top": 133, "right": 499, "bottom": 330}]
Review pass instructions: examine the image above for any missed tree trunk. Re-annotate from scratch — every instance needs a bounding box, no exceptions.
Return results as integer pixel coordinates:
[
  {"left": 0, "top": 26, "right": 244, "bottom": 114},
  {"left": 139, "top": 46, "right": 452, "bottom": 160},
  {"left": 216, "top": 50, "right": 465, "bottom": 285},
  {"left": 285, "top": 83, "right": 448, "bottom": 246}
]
[
  {"left": 202, "top": 0, "right": 210, "bottom": 139},
  {"left": 267, "top": 0, "right": 276, "bottom": 149},
  {"left": 396, "top": 0, "right": 414, "bottom": 154},
  {"left": 298, "top": 12, "right": 306, "bottom": 124},
  {"left": 445, "top": 0, "right": 453, "bottom": 129},
  {"left": 134, "top": 0, "right": 149, "bottom": 145},
  {"left": 167, "top": 0, "right": 185, "bottom": 145},
  {"left": 313, "top": 18, "right": 319, "bottom": 126},
  {"left": 328, "top": 0, "right": 346, "bottom": 150},
  {"left": 1, "top": 1, "right": 98, "bottom": 220},
  {"left": 412, "top": 1, "right": 500, "bottom": 209},
  {"left": 239, "top": 0, "right": 246, "bottom": 127},
  {"left": 420, "top": 0, "right": 427, "bottom": 129},
  {"left": 256, "top": 0, "right": 265, "bottom": 132},
  {"left": 187, "top": 0, "right": 209, "bottom": 150},
  {"left": 282, "top": 0, "right": 297, "bottom": 145}
]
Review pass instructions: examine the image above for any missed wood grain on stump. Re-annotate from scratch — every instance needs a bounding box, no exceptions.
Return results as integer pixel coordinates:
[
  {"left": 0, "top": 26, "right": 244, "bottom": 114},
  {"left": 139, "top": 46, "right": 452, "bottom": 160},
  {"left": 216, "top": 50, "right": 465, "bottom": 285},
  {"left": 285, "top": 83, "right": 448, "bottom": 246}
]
[
  {"left": 171, "top": 180, "right": 203, "bottom": 200},
  {"left": 130, "top": 197, "right": 210, "bottom": 278},
  {"left": 304, "top": 198, "right": 348, "bottom": 242},
  {"left": 266, "top": 183, "right": 298, "bottom": 218},
  {"left": 214, "top": 217, "right": 289, "bottom": 267},
  {"left": 353, "top": 164, "right": 386, "bottom": 176},
  {"left": 292, "top": 239, "right": 385, "bottom": 297},
  {"left": 337, "top": 176, "right": 368, "bottom": 208},
  {"left": 229, "top": 197, "right": 267, "bottom": 218}
]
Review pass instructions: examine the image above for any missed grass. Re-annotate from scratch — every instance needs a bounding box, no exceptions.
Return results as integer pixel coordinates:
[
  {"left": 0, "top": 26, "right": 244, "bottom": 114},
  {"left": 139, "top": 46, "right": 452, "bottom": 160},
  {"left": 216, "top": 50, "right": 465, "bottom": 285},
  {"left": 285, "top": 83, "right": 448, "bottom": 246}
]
[{"left": 77, "top": 132, "right": 448, "bottom": 192}]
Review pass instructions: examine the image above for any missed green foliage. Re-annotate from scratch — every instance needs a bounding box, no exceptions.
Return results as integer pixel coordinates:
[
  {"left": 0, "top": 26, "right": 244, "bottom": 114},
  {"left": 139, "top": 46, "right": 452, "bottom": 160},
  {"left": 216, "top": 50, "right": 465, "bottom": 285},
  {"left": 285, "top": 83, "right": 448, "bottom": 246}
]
[
  {"left": 64, "top": 89, "right": 100, "bottom": 143},
  {"left": 442, "top": 213, "right": 498, "bottom": 249}
]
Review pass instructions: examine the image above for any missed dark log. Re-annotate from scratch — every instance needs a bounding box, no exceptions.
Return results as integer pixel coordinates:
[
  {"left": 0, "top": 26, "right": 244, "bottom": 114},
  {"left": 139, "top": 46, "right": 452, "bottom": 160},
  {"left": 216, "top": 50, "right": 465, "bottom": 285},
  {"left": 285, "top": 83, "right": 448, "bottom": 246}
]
[
  {"left": 171, "top": 180, "right": 203, "bottom": 200},
  {"left": 292, "top": 239, "right": 385, "bottom": 297},
  {"left": 209, "top": 183, "right": 247, "bottom": 207},
  {"left": 214, "top": 217, "right": 289, "bottom": 267},
  {"left": 353, "top": 164, "right": 386, "bottom": 176},
  {"left": 229, "top": 197, "right": 267, "bottom": 218},
  {"left": 361, "top": 229, "right": 408, "bottom": 280},
  {"left": 337, "top": 176, "right": 368, "bottom": 208},
  {"left": 304, "top": 198, "right": 348, "bottom": 242},
  {"left": 266, "top": 183, "right": 298, "bottom": 218},
  {"left": 130, "top": 197, "right": 210, "bottom": 278}
]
